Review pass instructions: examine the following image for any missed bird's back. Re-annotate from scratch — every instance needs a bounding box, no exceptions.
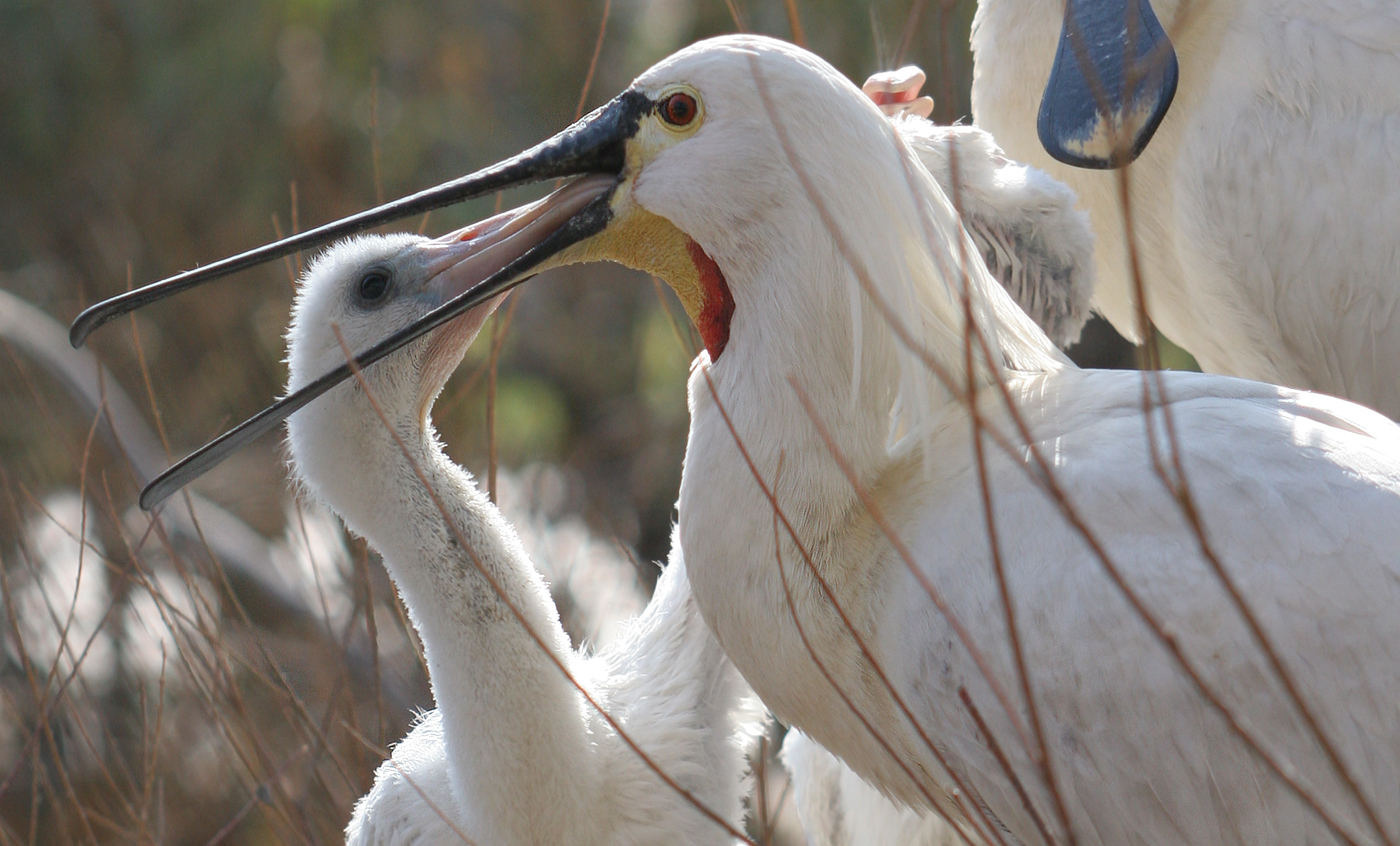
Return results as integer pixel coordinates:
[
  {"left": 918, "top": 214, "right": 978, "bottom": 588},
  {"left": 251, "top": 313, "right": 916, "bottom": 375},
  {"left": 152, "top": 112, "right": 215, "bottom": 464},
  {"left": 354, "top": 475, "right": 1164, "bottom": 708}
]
[{"left": 878, "top": 368, "right": 1400, "bottom": 844}]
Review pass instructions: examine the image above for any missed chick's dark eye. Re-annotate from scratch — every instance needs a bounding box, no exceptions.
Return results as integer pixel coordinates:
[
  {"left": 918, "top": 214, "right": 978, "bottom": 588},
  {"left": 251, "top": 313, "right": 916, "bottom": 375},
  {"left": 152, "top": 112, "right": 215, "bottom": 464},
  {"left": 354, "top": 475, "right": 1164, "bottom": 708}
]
[
  {"left": 660, "top": 92, "right": 697, "bottom": 127},
  {"left": 357, "top": 270, "right": 391, "bottom": 306}
]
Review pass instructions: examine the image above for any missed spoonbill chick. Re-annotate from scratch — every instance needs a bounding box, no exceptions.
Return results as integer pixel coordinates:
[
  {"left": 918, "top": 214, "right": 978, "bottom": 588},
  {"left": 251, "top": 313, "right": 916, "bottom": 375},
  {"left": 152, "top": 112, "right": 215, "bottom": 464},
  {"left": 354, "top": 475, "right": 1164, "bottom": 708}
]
[
  {"left": 282, "top": 222, "right": 757, "bottom": 845},
  {"left": 972, "top": 0, "right": 1400, "bottom": 415}
]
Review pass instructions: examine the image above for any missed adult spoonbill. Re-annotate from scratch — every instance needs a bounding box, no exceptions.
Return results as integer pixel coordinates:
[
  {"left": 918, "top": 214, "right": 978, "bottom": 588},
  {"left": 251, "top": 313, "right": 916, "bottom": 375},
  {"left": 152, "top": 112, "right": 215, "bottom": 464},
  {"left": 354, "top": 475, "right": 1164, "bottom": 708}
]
[
  {"left": 971, "top": 0, "right": 1400, "bottom": 416},
  {"left": 71, "top": 35, "right": 1400, "bottom": 846},
  {"left": 281, "top": 231, "right": 759, "bottom": 844}
]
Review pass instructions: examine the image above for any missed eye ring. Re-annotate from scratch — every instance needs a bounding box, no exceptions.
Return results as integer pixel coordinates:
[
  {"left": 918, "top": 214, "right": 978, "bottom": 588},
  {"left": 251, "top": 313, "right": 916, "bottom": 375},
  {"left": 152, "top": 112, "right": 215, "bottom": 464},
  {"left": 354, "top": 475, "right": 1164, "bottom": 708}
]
[
  {"left": 356, "top": 270, "right": 392, "bottom": 306},
  {"left": 659, "top": 91, "right": 698, "bottom": 128}
]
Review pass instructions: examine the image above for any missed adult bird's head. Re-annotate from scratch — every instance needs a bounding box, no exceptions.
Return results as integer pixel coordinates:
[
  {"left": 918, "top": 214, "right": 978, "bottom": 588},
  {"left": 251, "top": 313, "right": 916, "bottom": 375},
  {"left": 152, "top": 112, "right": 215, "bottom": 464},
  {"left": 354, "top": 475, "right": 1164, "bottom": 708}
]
[
  {"left": 1036, "top": 0, "right": 1180, "bottom": 168},
  {"left": 78, "top": 34, "right": 1057, "bottom": 510}
]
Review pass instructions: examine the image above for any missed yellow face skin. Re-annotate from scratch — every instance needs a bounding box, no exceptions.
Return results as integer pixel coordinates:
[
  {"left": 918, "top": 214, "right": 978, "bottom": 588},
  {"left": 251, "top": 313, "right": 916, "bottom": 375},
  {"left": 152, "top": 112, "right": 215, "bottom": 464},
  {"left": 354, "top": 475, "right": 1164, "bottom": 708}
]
[{"left": 547, "top": 85, "right": 718, "bottom": 336}]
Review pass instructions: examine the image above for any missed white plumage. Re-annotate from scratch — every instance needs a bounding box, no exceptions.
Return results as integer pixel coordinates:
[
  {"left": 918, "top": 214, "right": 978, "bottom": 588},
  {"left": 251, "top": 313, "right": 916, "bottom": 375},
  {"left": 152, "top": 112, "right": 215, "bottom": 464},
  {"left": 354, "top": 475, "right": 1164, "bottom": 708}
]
[
  {"left": 971, "top": 0, "right": 1400, "bottom": 416},
  {"left": 281, "top": 234, "right": 759, "bottom": 845},
  {"left": 571, "top": 36, "right": 1400, "bottom": 845},
  {"left": 896, "top": 114, "right": 1097, "bottom": 350},
  {"left": 783, "top": 70, "right": 1103, "bottom": 845}
]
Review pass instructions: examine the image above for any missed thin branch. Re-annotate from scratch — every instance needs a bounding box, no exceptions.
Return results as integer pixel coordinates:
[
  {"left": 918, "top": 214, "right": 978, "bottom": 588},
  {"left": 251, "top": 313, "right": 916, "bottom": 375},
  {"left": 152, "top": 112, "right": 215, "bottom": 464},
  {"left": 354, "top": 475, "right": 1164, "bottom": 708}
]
[
  {"left": 575, "top": 0, "right": 612, "bottom": 122},
  {"left": 782, "top": 0, "right": 807, "bottom": 48}
]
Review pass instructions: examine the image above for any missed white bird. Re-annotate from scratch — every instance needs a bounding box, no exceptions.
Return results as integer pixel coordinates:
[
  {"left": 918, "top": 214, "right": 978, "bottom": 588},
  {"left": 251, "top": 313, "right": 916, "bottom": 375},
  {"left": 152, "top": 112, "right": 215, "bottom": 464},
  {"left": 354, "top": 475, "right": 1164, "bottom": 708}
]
[
  {"left": 970, "top": 0, "right": 1400, "bottom": 416},
  {"left": 71, "top": 33, "right": 1400, "bottom": 846},
  {"left": 280, "top": 231, "right": 758, "bottom": 845}
]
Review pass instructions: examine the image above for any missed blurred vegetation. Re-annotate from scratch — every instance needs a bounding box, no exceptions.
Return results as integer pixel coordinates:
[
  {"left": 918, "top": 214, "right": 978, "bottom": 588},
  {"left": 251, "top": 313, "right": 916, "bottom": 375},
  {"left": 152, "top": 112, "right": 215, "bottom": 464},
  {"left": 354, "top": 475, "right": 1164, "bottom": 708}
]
[
  {"left": 0, "top": 0, "right": 1186, "bottom": 843},
  {"left": 0, "top": 0, "right": 1005, "bottom": 562}
]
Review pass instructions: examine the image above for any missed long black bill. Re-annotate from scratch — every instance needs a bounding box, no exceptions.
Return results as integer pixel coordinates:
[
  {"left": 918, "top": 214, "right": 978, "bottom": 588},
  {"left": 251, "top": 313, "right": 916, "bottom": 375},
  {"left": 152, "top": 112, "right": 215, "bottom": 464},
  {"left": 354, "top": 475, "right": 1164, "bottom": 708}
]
[
  {"left": 108, "top": 91, "right": 653, "bottom": 511},
  {"left": 1036, "top": 0, "right": 1179, "bottom": 169},
  {"left": 70, "top": 89, "right": 650, "bottom": 348}
]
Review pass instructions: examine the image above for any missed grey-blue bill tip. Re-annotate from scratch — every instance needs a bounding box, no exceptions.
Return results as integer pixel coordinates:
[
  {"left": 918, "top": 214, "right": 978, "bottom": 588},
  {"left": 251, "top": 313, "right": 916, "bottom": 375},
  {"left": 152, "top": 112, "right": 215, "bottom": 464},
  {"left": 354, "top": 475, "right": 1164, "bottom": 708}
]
[{"left": 1037, "top": 0, "right": 1179, "bottom": 169}]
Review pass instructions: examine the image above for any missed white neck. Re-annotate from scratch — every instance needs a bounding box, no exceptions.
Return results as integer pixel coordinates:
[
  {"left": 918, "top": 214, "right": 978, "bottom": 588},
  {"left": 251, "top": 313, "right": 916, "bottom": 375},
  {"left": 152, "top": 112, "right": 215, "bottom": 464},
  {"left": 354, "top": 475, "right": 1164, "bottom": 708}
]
[
  {"left": 676, "top": 137, "right": 1063, "bottom": 797},
  {"left": 292, "top": 395, "right": 605, "bottom": 843}
]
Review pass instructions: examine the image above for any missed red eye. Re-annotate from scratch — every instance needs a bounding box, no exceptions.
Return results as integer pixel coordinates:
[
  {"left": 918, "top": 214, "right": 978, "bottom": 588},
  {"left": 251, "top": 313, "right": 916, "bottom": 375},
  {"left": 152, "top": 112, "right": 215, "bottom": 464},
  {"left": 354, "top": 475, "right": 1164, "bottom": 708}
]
[{"left": 660, "top": 92, "right": 698, "bottom": 127}]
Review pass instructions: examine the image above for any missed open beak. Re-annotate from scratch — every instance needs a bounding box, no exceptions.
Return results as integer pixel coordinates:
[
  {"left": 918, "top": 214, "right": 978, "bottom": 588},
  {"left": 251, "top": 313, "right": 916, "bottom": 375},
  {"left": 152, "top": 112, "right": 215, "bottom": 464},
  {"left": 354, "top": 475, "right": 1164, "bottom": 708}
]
[
  {"left": 416, "top": 173, "right": 619, "bottom": 306},
  {"left": 101, "top": 90, "right": 653, "bottom": 511},
  {"left": 1036, "top": 0, "right": 1179, "bottom": 169}
]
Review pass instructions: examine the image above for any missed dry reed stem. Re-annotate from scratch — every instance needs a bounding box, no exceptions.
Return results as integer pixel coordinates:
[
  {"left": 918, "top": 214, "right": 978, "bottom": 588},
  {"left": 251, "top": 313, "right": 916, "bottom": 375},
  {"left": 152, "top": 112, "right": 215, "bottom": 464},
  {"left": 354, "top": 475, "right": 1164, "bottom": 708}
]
[
  {"left": 782, "top": 0, "right": 807, "bottom": 48},
  {"left": 337, "top": 720, "right": 479, "bottom": 845},
  {"left": 958, "top": 686, "right": 1055, "bottom": 846},
  {"left": 200, "top": 745, "right": 310, "bottom": 846},
  {"left": 351, "top": 535, "right": 388, "bottom": 746},
  {"left": 750, "top": 47, "right": 1035, "bottom": 757},
  {"left": 1113, "top": 159, "right": 1393, "bottom": 846},
  {"left": 963, "top": 322, "right": 1369, "bottom": 846},
  {"left": 764, "top": 452, "right": 988, "bottom": 846},
  {"left": 136, "top": 504, "right": 367, "bottom": 840},
  {"left": 485, "top": 290, "right": 522, "bottom": 502},
  {"left": 784, "top": 373, "right": 1030, "bottom": 757},
  {"left": 121, "top": 326, "right": 386, "bottom": 816},
  {"left": 151, "top": 490, "right": 365, "bottom": 797},
  {"left": 895, "top": 0, "right": 927, "bottom": 67},
  {"left": 5, "top": 294, "right": 393, "bottom": 844},
  {"left": 754, "top": 735, "right": 771, "bottom": 843},
  {"left": 653, "top": 276, "right": 701, "bottom": 357},
  {"left": 290, "top": 181, "right": 303, "bottom": 278},
  {"left": 945, "top": 105, "right": 1368, "bottom": 846},
  {"left": 126, "top": 267, "right": 173, "bottom": 462},
  {"left": 332, "top": 325, "right": 757, "bottom": 845},
  {"left": 489, "top": 0, "right": 611, "bottom": 503},
  {"left": 722, "top": 0, "right": 748, "bottom": 32},
  {"left": 272, "top": 214, "right": 298, "bottom": 286},
  {"left": 575, "top": 0, "right": 612, "bottom": 123}
]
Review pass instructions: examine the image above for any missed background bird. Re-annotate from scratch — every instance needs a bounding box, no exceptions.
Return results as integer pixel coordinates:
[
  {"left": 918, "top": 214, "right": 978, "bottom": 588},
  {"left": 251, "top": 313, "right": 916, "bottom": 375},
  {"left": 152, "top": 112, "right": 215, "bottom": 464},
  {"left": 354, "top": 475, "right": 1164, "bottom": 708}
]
[
  {"left": 971, "top": 0, "right": 1400, "bottom": 416},
  {"left": 281, "top": 228, "right": 760, "bottom": 844}
]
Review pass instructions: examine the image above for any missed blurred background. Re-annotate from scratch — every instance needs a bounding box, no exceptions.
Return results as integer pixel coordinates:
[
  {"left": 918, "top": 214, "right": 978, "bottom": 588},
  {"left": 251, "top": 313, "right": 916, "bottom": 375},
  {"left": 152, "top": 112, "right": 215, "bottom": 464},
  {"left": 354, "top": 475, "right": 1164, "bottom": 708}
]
[{"left": 0, "top": 0, "right": 1177, "bottom": 842}]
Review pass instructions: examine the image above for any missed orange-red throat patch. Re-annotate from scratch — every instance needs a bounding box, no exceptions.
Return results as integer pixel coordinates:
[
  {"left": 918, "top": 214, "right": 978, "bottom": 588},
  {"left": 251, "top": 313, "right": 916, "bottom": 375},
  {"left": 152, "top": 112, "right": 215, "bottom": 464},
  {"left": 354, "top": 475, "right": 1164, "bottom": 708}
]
[{"left": 685, "top": 239, "right": 734, "bottom": 361}]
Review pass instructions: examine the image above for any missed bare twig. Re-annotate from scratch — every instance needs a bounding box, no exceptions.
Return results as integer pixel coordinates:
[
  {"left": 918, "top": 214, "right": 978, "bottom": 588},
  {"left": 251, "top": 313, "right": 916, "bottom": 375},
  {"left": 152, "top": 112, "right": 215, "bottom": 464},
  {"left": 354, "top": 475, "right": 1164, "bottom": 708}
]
[{"left": 782, "top": 0, "right": 807, "bottom": 48}]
